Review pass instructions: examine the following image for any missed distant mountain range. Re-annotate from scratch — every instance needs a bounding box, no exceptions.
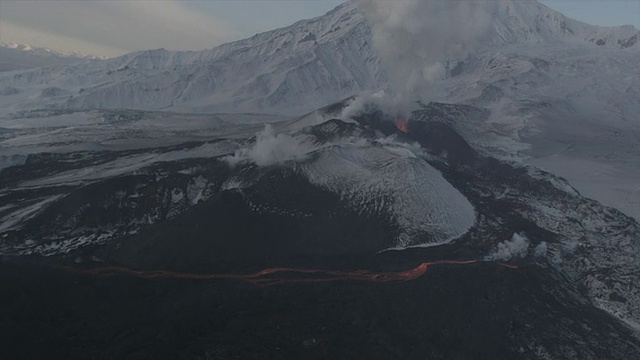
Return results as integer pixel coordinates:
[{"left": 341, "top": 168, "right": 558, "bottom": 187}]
[{"left": 0, "top": 42, "right": 105, "bottom": 72}]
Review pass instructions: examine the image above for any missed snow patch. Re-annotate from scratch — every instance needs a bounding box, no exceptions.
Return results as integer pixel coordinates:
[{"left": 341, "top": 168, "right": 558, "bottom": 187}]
[
  {"left": 298, "top": 141, "right": 475, "bottom": 248},
  {"left": 0, "top": 153, "right": 27, "bottom": 172},
  {"left": 0, "top": 196, "right": 63, "bottom": 232},
  {"left": 186, "top": 176, "right": 209, "bottom": 205}
]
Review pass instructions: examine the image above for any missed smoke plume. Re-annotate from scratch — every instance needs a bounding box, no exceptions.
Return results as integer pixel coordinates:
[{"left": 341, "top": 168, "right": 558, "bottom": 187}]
[
  {"left": 225, "top": 125, "right": 312, "bottom": 167},
  {"left": 485, "top": 232, "right": 530, "bottom": 261},
  {"left": 354, "top": 0, "right": 498, "bottom": 96}
]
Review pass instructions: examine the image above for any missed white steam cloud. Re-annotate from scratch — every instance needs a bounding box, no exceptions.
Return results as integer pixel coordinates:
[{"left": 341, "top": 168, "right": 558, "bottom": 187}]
[
  {"left": 485, "top": 232, "right": 530, "bottom": 261},
  {"left": 225, "top": 125, "right": 311, "bottom": 167},
  {"left": 339, "top": 91, "right": 415, "bottom": 122},
  {"left": 354, "top": 0, "right": 498, "bottom": 95},
  {"left": 534, "top": 241, "right": 548, "bottom": 257}
]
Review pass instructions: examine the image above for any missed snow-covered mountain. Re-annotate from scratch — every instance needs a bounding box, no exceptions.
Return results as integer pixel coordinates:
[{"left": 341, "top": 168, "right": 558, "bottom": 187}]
[
  {"left": 0, "top": 0, "right": 637, "bottom": 115},
  {"left": 0, "top": 4, "right": 383, "bottom": 115},
  {"left": 491, "top": 0, "right": 638, "bottom": 48},
  {"left": 0, "top": 43, "right": 102, "bottom": 72},
  {"left": 2, "top": 2, "right": 640, "bottom": 356},
  {"left": 1, "top": 0, "right": 638, "bottom": 221}
]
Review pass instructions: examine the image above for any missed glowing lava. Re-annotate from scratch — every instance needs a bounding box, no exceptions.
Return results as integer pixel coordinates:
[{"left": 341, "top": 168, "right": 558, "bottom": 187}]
[
  {"left": 61, "top": 260, "right": 517, "bottom": 286},
  {"left": 395, "top": 117, "right": 409, "bottom": 133}
]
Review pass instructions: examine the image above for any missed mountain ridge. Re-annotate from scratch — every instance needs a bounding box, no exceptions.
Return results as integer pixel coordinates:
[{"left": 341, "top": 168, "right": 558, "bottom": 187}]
[
  {"left": 0, "top": 42, "right": 106, "bottom": 72},
  {"left": 0, "top": 42, "right": 105, "bottom": 59},
  {"left": 0, "top": 0, "right": 637, "bottom": 116},
  {"left": 491, "top": 0, "right": 639, "bottom": 48},
  {"left": 1, "top": 0, "right": 639, "bottom": 224}
]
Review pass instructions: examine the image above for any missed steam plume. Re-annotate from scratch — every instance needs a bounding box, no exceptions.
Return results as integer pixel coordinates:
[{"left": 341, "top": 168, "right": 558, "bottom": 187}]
[
  {"left": 354, "top": 0, "right": 498, "bottom": 96},
  {"left": 485, "top": 233, "right": 530, "bottom": 261},
  {"left": 225, "top": 125, "right": 311, "bottom": 167}
]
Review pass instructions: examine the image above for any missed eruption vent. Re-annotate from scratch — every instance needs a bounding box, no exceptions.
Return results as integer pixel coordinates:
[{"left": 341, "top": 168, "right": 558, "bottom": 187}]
[{"left": 395, "top": 117, "right": 409, "bottom": 133}]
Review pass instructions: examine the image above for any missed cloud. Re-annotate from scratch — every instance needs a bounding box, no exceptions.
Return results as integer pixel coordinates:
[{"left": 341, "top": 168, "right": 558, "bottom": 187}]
[
  {"left": 354, "top": 0, "right": 498, "bottom": 96},
  {"left": 0, "top": 0, "right": 233, "bottom": 57},
  {"left": 485, "top": 232, "right": 530, "bottom": 261}
]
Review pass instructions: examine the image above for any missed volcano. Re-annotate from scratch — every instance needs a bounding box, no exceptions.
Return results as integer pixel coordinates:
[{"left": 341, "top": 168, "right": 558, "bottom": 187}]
[
  {"left": 1, "top": 1, "right": 640, "bottom": 359},
  {"left": 1, "top": 101, "right": 639, "bottom": 359}
]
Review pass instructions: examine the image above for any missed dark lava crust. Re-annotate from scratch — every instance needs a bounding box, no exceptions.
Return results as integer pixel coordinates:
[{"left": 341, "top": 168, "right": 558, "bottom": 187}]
[
  {"left": 1, "top": 102, "right": 640, "bottom": 359},
  {"left": 2, "top": 254, "right": 640, "bottom": 360}
]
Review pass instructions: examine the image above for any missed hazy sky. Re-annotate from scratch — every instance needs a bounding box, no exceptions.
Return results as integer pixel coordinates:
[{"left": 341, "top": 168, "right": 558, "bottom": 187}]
[{"left": 0, "top": 0, "right": 638, "bottom": 57}]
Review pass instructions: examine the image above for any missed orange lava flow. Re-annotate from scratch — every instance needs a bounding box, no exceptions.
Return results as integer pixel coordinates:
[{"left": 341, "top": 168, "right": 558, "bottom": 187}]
[
  {"left": 58, "top": 259, "right": 518, "bottom": 286},
  {"left": 395, "top": 118, "right": 409, "bottom": 133}
]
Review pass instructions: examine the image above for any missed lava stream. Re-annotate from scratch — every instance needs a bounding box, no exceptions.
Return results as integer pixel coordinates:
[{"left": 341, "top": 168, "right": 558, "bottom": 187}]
[
  {"left": 62, "top": 260, "right": 517, "bottom": 286},
  {"left": 395, "top": 117, "right": 409, "bottom": 133}
]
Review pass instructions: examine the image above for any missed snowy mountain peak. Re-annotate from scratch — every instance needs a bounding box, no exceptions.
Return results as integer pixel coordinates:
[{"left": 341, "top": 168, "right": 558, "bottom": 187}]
[
  {"left": 0, "top": 1, "right": 383, "bottom": 115},
  {"left": 0, "top": 42, "right": 106, "bottom": 72},
  {"left": 492, "top": 0, "right": 639, "bottom": 48},
  {"left": 117, "top": 0, "right": 363, "bottom": 68},
  {"left": 0, "top": 0, "right": 638, "bottom": 115},
  {"left": 0, "top": 42, "right": 106, "bottom": 59},
  {"left": 354, "top": 0, "right": 638, "bottom": 52}
]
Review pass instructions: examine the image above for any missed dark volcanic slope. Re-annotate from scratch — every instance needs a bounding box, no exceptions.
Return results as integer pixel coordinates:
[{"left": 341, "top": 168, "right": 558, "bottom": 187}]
[
  {"left": 2, "top": 256, "right": 639, "bottom": 360},
  {"left": 97, "top": 167, "right": 396, "bottom": 271},
  {"left": 1, "top": 102, "right": 639, "bottom": 359}
]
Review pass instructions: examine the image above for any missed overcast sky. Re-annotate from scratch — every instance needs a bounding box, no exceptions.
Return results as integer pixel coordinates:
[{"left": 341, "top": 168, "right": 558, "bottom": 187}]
[{"left": 1, "top": 0, "right": 638, "bottom": 57}]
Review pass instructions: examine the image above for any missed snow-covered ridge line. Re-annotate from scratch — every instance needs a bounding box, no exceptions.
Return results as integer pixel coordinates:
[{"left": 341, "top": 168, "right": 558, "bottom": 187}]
[
  {"left": 71, "top": 1, "right": 364, "bottom": 70},
  {"left": 0, "top": 42, "right": 107, "bottom": 60},
  {"left": 93, "top": 0, "right": 640, "bottom": 68},
  {"left": 0, "top": 0, "right": 637, "bottom": 116},
  {"left": 492, "top": 0, "right": 639, "bottom": 49},
  {"left": 0, "top": 1, "right": 381, "bottom": 115},
  {"left": 0, "top": 42, "right": 106, "bottom": 73}
]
